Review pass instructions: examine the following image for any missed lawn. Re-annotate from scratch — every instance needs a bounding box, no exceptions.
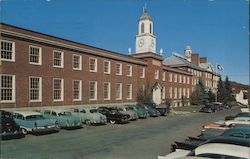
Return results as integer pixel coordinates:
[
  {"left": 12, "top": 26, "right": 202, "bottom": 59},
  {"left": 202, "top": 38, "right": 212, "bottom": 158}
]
[{"left": 172, "top": 105, "right": 202, "bottom": 112}]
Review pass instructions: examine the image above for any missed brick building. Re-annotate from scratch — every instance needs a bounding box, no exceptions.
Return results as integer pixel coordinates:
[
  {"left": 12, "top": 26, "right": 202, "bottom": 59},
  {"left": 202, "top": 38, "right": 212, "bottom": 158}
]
[{"left": 0, "top": 9, "right": 220, "bottom": 109}]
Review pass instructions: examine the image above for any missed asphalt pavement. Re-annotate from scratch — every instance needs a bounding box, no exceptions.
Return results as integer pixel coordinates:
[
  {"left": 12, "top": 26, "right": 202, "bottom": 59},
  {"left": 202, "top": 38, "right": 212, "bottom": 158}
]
[{"left": 0, "top": 107, "right": 240, "bottom": 159}]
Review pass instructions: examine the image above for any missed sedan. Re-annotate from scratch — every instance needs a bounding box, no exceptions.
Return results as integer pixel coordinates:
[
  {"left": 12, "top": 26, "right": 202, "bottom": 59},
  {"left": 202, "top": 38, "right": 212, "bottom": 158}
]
[{"left": 97, "top": 107, "right": 130, "bottom": 124}]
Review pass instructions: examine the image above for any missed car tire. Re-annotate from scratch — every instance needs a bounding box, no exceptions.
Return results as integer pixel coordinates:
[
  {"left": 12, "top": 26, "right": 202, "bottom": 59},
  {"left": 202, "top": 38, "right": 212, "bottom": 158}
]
[
  {"left": 85, "top": 120, "right": 91, "bottom": 125},
  {"left": 21, "top": 128, "right": 28, "bottom": 135},
  {"left": 110, "top": 120, "right": 116, "bottom": 124}
]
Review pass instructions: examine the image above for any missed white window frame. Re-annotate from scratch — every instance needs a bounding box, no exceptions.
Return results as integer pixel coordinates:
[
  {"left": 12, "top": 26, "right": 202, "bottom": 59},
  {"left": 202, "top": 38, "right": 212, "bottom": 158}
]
[
  {"left": 127, "top": 65, "right": 133, "bottom": 77},
  {"left": 0, "top": 40, "right": 15, "bottom": 62},
  {"left": 103, "top": 60, "right": 111, "bottom": 74},
  {"left": 53, "top": 78, "right": 64, "bottom": 102},
  {"left": 89, "top": 57, "right": 97, "bottom": 72},
  {"left": 29, "top": 45, "right": 42, "bottom": 65},
  {"left": 73, "top": 80, "right": 82, "bottom": 101},
  {"left": 179, "top": 75, "right": 182, "bottom": 83},
  {"left": 179, "top": 88, "right": 182, "bottom": 99},
  {"left": 162, "top": 72, "right": 166, "bottom": 81},
  {"left": 116, "top": 63, "right": 122, "bottom": 75},
  {"left": 183, "top": 88, "right": 186, "bottom": 97},
  {"left": 116, "top": 83, "right": 122, "bottom": 100},
  {"left": 140, "top": 67, "right": 145, "bottom": 78},
  {"left": 174, "top": 87, "right": 177, "bottom": 99},
  {"left": 162, "top": 86, "right": 166, "bottom": 99},
  {"left": 103, "top": 82, "right": 111, "bottom": 100},
  {"left": 126, "top": 84, "right": 132, "bottom": 100},
  {"left": 174, "top": 74, "right": 177, "bottom": 83},
  {"left": 0, "top": 74, "right": 16, "bottom": 103},
  {"left": 154, "top": 70, "right": 159, "bottom": 80},
  {"left": 187, "top": 77, "right": 190, "bottom": 84},
  {"left": 29, "top": 76, "right": 42, "bottom": 102},
  {"left": 169, "top": 73, "right": 172, "bottom": 82},
  {"left": 183, "top": 76, "right": 186, "bottom": 84},
  {"left": 72, "top": 54, "right": 82, "bottom": 70},
  {"left": 187, "top": 88, "right": 190, "bottom": 98},
  {"left": 53, "top": 50, "right": 64, "bottom": 68},
  {"left": 89, "top": 81, "right": 97, "bottom": 101},
  {"left": 169, "top": 87, "right": 172, "bottom": 99}
]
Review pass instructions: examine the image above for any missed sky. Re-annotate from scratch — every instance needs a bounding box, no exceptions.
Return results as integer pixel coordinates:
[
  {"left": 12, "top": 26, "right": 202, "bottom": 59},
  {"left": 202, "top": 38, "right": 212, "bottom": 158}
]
[{"left": 1, "top": 0, "right": 249, "bottom": 84}]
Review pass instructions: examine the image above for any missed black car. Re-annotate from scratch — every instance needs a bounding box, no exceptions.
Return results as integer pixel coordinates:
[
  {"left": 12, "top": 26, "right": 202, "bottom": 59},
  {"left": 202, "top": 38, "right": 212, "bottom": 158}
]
[
  {"left": 146, "top": 102, "right": 169, "bottom": 116},
  {"left": 97, "top": 107, "right": 130, "bottom": 124},
  {"left": 199, "top": 104, "right": 219, "bottom": 113},
  {"left": 1, "top": 110, "right": 24, "bottom": 140}
]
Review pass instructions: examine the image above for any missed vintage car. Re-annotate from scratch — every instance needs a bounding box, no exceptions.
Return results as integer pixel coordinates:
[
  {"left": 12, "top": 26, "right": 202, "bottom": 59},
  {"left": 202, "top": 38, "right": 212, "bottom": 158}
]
[
  {"left": 1, "top": 110, "right": 24, "bottom": 140},
  {"left": 199, "top": 104, "right": 220, "bottom": 113},
  {"left": 114, "top": 106, "right": 138, "bottom": 121},
  {"left": 202, "top": 122, "right": 230, "bottom": 131},
  {"left": 125, "top": 105, "right": 149, "bottom": 119},
  {"left": 138, "top": 104, "right": 160, "bottom": 117},
  {"left": 97, "top": 107, "right": 130, "bottom": 124},
  {"left": 71, "top": 107, "right": 107, "bottom": 125},
  {"left": 12, "top": 111, "right": 59, "bottom": 134},
  {"left": 40, "top": 109, "right": 82, "bottom": 129},
  {"left": 225, "top": 112, "right": 250, "bottom": 120},
  {"left": 146, "top": 102, "right": 169, "bottom": 116}
]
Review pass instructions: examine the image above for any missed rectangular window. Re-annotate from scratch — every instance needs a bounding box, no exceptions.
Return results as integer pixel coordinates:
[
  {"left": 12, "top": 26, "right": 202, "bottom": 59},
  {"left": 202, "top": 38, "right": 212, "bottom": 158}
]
[
  {"left": 53, "top": 78, "right": 64, "bottom": 101},
  {"left": 73, "top": 54, "right": 82, "bottom": 70},
  {"left": 162, "top": 72, "right": 165, "bottom": 81},
  {"left": 126, "top": 84, "right": 132, "bottom": 100},
  {"left": 179, "top": 88, "right": 182, "bottom": 99},
  {"left": 89, "top": 81, "right": 97, "bottom": 101},
  {"left": 140, "top": 67, "right": 145, "bottom": 78},
  {"left": 116, "top": 63, "right": 122, "bottom": 75},
  {"left": 116, "top": 83, "right": 122, "bottom": 100},
  {"left": 162, "top": 86, "right": 166, "bottom": 99},
  {"left": 183, "top": 76, "right": 186, "bottom": 84},
  {"left": 187, "top": 77, "right": 190, "bottom": 84},
  {"left": 169, "top": 73, "right": 172, "bottom": 82},
  {"left": 183, "top": 88, "right": 186, "bottom": 97},
  {"left": 53, "top": 50, "right": 64, "bottom": 68},
  {"left": 154, "top": 70, "right": 159, "bottom": 79},
  {"left": 29, "top": 76, "right": 42, "bottom": 102},
  {"left": 29, "top": 45, "right": 42, "bottom": 65},
  {"left": 179, "top": 75, "right": 182, "bottom": 83},
  {"left": 174, "top": 74, "right": 177, "bottom": 83},
  {"left": 187, "top": 88, "right": 190, "bottom": 98},
  {"left": 127, "top": 65, "right": 132, "bottom": 77},
  {"left": 0, "top": 40, "right": 15, "bottom": 62},
  {"left": 103, "top": 82, "right": 111, "bottom": 100},
  {"left": 169, "top": 87, "right": 172, "bottom": 99},
  {"left": 73, "top": 80, "right": 82, "bottom": 101},
  {"left": 103, "top": 60, "right": 111, "bottom": 74},
  {"left": 174, "top": 87, "right": 177, "bottom": 99},
  {"left": 0, "top": 74, "right": 15, "bottom": 103},
  {"left": 89, "top": 58, "right": 97, "bottom": 72}
]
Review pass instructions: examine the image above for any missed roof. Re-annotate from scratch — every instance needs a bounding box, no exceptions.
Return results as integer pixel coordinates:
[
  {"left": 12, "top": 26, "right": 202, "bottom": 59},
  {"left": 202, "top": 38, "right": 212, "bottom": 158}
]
[
  {"left": 139, "top": 8, "right": 152, "bottom": 21},
  {"left": 199, "top": 63, "right": 215, "bottom": 73},
  {"left": 12, "top": 111, "right": 41, "bottom": 117},
  {"left": 163, "top": 54, "right": 204, "bottom": 71}
]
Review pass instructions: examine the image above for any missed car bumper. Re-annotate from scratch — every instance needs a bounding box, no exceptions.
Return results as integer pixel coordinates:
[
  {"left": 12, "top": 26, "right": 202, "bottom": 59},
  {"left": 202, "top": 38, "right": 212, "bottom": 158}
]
[
  {"left": 1, "top": 130, "right": 25, "bottom": 140},
  {"left": 32, "top": 126, "right": 60, "bottom": 133}
]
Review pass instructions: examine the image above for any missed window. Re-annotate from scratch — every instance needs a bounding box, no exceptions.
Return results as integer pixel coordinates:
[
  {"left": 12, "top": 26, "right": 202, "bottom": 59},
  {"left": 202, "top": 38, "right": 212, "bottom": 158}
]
[
  {"left": 0, "top": 74, "right": 15, "bottom": 103},
  {"left": 179, "top": 88, "right": 182, "bottom": 98},
  {"left": 116, "top": 63, "right": 122, "bottom": 75},
  {"left": 183, "top": 76, "right": 186, "bottom": 84},
  {"left": 169, "top": 73, "right": 172, "bottom": 82},
  {"left": 174, "top": 87, "right": 177, "bottom": 99},
  {"left": 103, "top": 82, "right": 111, "bottom": 100},
  {"left": 0, "top": 40, "right": 15, "bottom": 62},
  {"left": 187, "top": 77, "right": 190, "bottom": 84},
  {"left": 73, "top": 54, "right": 82, "bottom": 70},
  {"left": 103, "top": 60, "right": 111, "bottom": 74},
  {"left": 29, "top": 46, "right": 42, "bottom": 65},
  {"left": 174, "top": 74, "right": 177, "bottom": 83},
  {"left": 73, "top": 80, "right": 82, "bottom": 101},
  {"left": 169, "top": 87, "right": 172, "bottom": 99},
  {"left": 116, "top": 83, "right": 122, "bottom": 100},
  {"left": 89, "top": 58, "right": 97, "bottom": 72},
  {"left": 162, "top": 86, "right": 165, "bottom": 99},
  {"left": 162, "top": 72, "right": 165, "bottom": 81},
  {"left": 53, "top": 78, "right": 64, "bottom": 101},
  {"left": 141, "top": 23, "right": 144, "bottom": 34},
  {"left": 126, "top": 84, "right": 132, "bottom": 100},
  {"left": 89, "top": 81, "right": 97, "bottom": 101},
  {"left": 29, "top": 76, "right": 42, "bottom": 102},
  {"left": 127, "top": 65, "right": 132, "bottom": 77},
  {"left": 179, "top": 75, "right": 182, "bottom": 83},
  {"left": 53, "top": 50, "right": 64, "bottom": 68},
  {"left": 183, "top": 88, "right": 186, "bottom": 97},
  {"left": 154, "top": 70, "right": 159, "bottom": 79},
  {"left": 150, "top": 23, "right": 152, "bottom": 34},
  {"left": 140, "top": 67, "right": 145, "bottom": 78},
  {"left": 187, "top": 88, "right": 190, "bottom": 98}
]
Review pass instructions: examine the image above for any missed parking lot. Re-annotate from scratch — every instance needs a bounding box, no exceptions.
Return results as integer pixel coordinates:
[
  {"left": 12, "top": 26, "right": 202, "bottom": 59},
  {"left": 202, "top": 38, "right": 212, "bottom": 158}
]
[{"left": 1, "top": 107, "right": 240, "bottom": 159}]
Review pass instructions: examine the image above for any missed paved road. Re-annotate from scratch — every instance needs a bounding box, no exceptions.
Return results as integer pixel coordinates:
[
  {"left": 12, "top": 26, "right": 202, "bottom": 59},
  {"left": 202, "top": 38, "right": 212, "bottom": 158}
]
[{"left": 1, "top": 108, "right": 240, "bottom": 159}]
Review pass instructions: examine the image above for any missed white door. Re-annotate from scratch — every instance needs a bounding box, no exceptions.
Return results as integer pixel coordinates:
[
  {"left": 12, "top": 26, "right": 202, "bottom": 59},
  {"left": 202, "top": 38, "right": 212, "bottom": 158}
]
[{"left": 153, "top": 86, "right": 162, "bottom": 105}]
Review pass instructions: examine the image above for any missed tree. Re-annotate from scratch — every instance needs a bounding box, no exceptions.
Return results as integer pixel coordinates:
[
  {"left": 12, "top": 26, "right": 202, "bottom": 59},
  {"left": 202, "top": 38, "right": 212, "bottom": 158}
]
[
  {"left": 137, "top": 83, "right": 152, "bottom": 104},
  {"left": 208, "top": 89, "right": 216, "bottom": 103},
  {"left": 190, "top": 79, "right": 208, "bottom": 105},
  {"left": 224, "top": 76, "right": 235, "bottom": 103},
  {"left": 217, "top": 77, "right": 225, "bottom": 103}
]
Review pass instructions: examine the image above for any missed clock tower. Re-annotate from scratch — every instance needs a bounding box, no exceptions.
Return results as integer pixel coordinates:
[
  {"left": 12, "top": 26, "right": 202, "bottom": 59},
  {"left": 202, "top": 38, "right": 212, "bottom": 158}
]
[{"left": 136, "top": 7, "right": 156, "bottom": 54}]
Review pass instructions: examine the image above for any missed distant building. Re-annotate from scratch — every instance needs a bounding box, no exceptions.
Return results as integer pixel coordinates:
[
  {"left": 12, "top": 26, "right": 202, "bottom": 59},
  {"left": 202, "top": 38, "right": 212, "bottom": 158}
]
[{"left": 235, "top": 90, "right": 248, "bottom": 105}]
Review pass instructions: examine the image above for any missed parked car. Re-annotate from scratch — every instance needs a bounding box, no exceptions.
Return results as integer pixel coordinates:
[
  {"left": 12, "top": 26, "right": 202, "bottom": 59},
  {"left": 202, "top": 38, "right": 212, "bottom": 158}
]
[
  {"left": 114, "top": 106, "right": 138, "bottom": 121},
  {"left": 40, "top": 109, "right": 83, "bottom": 129},
  {"left": 126, "top": 105, "right": 149, "bottom": 119},
  {"left": 97, "top": 107, "right": 130, "bottom": 124},
  {"left": 1, "top": 110, "right": 24, "bottom": 140},
  {"left": 199, "top": 104, "right": 219, "bottom": 113},
  {"left": 12, "top": 111, "right": 59, "bottom": 134},
  {"left": 138, "top": 104, "right": 160, "bottom": 117},
  {"left": 71, "top": 107, "right": 107, "bottom": 125},
  {"left": 146, "top": 102, "right": 169, "bottom": 116},
  {"left": 225, "top": 112, "right": 250, "bottom": 120}
]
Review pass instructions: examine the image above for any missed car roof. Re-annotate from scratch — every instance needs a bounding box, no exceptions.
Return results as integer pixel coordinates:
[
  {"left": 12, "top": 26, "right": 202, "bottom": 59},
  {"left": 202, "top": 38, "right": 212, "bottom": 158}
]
[
  {"left": 12, "top": 111, "right": 42, "bottom": 117},
  {"left": 204, "top": 136, "right": 250, "bottom": 147},
  {"left": 42, "top": 109, "right": 70, "bottom": 114},
  {"left": 195, "top": 143, "right": 250, "bottom": 158}
]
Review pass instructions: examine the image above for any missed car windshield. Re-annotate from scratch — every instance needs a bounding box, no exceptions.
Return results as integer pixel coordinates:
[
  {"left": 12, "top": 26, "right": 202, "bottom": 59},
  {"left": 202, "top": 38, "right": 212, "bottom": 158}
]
[
  {"left": 90, "top": 109, "right": 98, "bottom": 113},
  {"left": 58, "top": 111, "right": 72, "bottom": 116},
  {"left": 26, "top": 115, "right": 44, "bottom": 120}
]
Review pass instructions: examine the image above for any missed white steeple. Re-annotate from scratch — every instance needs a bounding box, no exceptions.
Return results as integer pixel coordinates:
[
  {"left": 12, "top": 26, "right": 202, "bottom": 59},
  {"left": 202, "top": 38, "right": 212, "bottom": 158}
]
[
  {"left": 184, "top": 45, "right": 192, "bottom": 62},
  {"left": 135, "top": 6, "right": 156, "bottom": 54}
]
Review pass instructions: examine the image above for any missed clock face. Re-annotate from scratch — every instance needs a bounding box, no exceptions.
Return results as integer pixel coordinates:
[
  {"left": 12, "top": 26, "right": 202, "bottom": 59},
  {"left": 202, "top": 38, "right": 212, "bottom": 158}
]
[{"left": 139, "top": 39, "right": 144, "bottom": 47}]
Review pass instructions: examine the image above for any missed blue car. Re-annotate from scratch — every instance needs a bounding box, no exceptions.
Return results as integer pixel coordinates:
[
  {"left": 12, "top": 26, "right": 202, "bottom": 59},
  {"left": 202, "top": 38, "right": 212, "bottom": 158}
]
[{"left": 12, "top": 111, "right": 59, "bottom": 135}]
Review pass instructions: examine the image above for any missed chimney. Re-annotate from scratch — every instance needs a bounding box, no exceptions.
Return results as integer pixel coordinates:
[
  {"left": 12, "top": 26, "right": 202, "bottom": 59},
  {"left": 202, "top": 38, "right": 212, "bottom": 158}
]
[
  {"left": 200, "top": 57, "right": 207, "bottom": 64},
  {"left": 191, "top": 54, "right": 199, "bottom": 65}
]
